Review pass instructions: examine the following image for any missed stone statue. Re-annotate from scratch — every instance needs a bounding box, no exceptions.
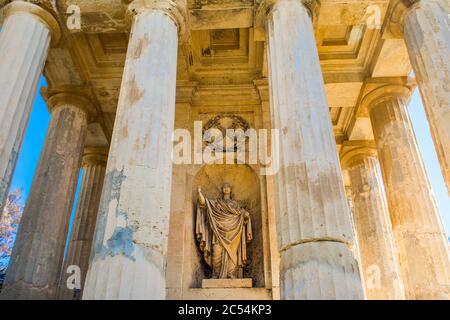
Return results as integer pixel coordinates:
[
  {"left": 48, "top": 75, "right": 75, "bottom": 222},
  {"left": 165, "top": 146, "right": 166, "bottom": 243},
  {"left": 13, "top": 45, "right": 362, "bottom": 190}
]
[{"left": 196, "top": 183, "right": 252, "bottom": 279}]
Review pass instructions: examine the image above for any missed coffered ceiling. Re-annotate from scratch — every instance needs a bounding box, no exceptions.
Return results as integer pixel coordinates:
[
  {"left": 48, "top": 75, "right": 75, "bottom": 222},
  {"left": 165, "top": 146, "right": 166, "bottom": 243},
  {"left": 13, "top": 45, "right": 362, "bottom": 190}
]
[{"left": 7, "top": 0, "right": 412, "bottom": 150}]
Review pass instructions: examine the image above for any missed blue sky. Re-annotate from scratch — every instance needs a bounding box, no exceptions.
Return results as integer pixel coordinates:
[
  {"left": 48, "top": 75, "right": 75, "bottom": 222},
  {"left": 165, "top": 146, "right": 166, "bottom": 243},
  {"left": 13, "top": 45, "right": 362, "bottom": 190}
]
[
  {"left": 7, "top": 76, "right": 450, "bottom": 241},
  {"left": 409, "top": 89, "right": 450, "bottom": 233}
]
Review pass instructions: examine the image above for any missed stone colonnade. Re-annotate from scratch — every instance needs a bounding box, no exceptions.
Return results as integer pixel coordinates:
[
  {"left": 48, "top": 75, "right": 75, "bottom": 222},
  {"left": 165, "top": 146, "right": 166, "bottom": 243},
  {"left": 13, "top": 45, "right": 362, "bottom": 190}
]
[
  {"left": 82, "top": 0, "right": 183, "bottom": 299},
  {"left": 0, "top": 1, "right": 60, "bottom": 215},
  {"left": 362, "top": 85, "right": 450, "bottom": 299},
  {"left": 0, "top": 0, "right": 448, "bottom": 299},
  {"left": 265, "top": 0, "right": 363, "bottom": 299},
  {"left": 403, "top": 0, "right": 450, "bottom": 196},
  {"left": 341, "top": 148, "right": 405, "bottom": 300},
  {"left": 57, "top": 148, "right": 108, "bottom": 300},
  {"left": 1, "top": 92, "right": 95, "bottom": 299}
]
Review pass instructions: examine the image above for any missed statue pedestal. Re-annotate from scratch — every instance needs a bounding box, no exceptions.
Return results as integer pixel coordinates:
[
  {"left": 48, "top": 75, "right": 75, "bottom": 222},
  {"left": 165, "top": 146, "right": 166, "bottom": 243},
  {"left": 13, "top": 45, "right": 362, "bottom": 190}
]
[{"left": 202, "top": 278, "right": 253, "bottom": 288}]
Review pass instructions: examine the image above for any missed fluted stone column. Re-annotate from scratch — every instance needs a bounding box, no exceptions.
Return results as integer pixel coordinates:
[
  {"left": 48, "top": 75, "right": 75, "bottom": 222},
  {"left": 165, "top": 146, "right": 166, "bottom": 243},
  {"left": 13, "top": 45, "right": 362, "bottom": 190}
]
[
  {"left": 1, "top": 93, "right": 95, "bottom": 299},
  {"left": 341, "top": 148, "right": 405, "bottom": 300},
  {"left": 58, "top": 148, "right": 108, "bottom": 300},
  {"left": 264, "top": 0, "right": 364, "bottom": 299},
  {"left": 82, "top": 0, "right": 186, "bottom": 300},
  {"left": 364, "top": 85, "right": 450, "bottom": 299},
  {"left": 0, "top": 1, "right": 60, "bottom": 215},
  {"left": 403, "top": 0, "right": 450, "bottom": 195}
]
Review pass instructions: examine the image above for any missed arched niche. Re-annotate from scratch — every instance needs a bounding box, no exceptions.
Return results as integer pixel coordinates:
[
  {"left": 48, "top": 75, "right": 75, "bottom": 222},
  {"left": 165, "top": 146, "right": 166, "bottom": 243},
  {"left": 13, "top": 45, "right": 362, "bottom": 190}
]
[{"left": 190, "top": 164, "right": 264, "bottom": 288}]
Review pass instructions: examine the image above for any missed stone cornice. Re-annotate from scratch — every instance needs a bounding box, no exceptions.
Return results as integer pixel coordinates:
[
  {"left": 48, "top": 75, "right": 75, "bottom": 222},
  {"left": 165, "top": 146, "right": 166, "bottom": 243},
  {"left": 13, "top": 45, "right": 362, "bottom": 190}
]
[
  {"left": 2, "top": 0, "right": 61, "bottom": 46},
  {"left": 124, "top": 0, "right": 188, "bottom": 39},
  {"left": 82, "top": 147, "right": 109, "bottom": 167},
  {"left": 43, "top": 91, "right": 98, "bottom": 122}
]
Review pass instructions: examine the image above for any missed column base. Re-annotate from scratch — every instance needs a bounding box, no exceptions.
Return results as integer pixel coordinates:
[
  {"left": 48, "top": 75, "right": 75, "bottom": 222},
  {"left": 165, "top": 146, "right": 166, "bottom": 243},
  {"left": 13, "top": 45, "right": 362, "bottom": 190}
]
[
  {"left": 280, "top": 241, "right": 363, "bottom": 300},
  {"left": 1, "top": 280, "right": 54, "bottom": 300}
]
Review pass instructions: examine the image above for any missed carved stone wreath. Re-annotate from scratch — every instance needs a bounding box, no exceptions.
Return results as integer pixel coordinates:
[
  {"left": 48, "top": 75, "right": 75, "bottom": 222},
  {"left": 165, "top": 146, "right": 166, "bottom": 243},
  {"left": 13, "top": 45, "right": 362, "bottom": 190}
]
[{"left": 203, "top": 114, "right": 251, "bottom": 152}]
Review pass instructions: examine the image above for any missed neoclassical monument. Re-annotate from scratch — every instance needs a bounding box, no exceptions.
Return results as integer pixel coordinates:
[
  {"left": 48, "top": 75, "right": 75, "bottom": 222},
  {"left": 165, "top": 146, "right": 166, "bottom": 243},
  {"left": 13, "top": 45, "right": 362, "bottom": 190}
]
[{"left": 0, "top": 0, "right": 449, "bottom": 300}]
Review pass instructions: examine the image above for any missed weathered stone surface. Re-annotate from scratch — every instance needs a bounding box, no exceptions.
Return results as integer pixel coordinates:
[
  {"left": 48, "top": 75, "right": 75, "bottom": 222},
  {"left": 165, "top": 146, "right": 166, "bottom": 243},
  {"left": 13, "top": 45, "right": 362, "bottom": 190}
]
[
  {"left": 58, "top": 148, "right": 107, "bottom": 300},
  {"left": 257, "top": 85, "right": 281, "bottom": 300},
  {"left": 265, "top": 0, "right": 363, "bottom": 300},
  {"left": 0, "top": 1, "right": 59, "bottom": 215},
  {"left": 403, "top": 0, "right": 450, "bottom": 196},
  {"left": 0, "top": 93, "right": 90, "bottom": 300},
  {"left": 202, "top": 278, "right": 253, "bottom": 288},
  {"left": 1, "top": 0, "right": 449, "bottom": 302},
  {"left": 366, "top": 85, "right": 450, "bottom": 300},
  {"left": 341, "top": 148, "right": 405, "bottom": 300},
  {"left": 82, "top": 4, "right": 180, "bottom": 300},
  {"left": 184, "top": 288, "right": 271, "bottom": 300}
]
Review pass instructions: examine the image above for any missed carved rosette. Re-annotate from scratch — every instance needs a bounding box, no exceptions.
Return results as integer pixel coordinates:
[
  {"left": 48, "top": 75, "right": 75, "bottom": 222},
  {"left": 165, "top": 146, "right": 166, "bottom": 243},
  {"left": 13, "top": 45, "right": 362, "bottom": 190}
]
[
  {"left": 124, "top": 0, "right": 188, "bottom": 39},
  {"left": 203, "top": 114, "right": 250, "bottom": 152}
]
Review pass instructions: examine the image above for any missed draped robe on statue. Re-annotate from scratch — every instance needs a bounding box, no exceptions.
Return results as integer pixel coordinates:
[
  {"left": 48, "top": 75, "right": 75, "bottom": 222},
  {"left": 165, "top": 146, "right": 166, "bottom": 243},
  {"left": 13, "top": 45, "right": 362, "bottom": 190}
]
[{"left": 196, "top": 197, "right": 252, "bottom": 278}]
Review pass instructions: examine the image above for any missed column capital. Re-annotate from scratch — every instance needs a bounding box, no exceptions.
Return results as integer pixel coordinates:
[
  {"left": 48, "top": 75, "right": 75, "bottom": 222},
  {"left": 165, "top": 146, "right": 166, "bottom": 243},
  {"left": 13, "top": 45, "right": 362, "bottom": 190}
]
[
  {"left": 43, "top": 91, "right": 98, "bottom": 123},
  {"left": 124, "top": 0, "right": 188, "bottom": 38},
  {"left": 368, "top": 77, "right": 450, "bottom": 298},
  {"left": 341, "top": 147, "right": 378, "bottom": 170},
  {"left": 2, "top": 1, "right": 61, "bottom": 46},
  {"left": 388, "top": 0, "right": 424, "bottom": 38},
  {"left": 361, "top": 84, "right": 412, "bottom": 114},
  {"left": 255, "top": 0, "right": 320, "bottom": 36},
  {"left": 82, "top": 147, "right": 108, "bottom": 167},
  {"left": 258, "top": 0, "right": 320, "bottom": 17}
]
